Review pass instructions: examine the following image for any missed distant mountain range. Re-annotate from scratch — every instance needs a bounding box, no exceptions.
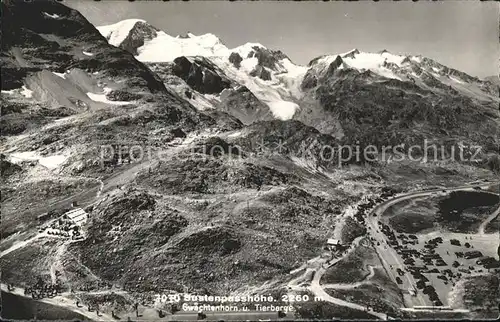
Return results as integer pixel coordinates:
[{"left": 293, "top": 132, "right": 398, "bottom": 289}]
[
  {"left": 95, "top": 19, "right": 500, "bottom": 155},
  {"left": 97, "top": 19, "right": 499, "bottom": 125}
]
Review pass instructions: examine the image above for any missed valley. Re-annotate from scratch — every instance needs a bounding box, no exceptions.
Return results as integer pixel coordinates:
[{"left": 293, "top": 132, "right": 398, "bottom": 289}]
[{"left": 1, "top": 0, "right": 499, "bottom": 320}]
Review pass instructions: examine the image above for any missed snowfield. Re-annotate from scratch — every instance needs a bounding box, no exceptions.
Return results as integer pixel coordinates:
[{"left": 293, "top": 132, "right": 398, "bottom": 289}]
[
  {"left": 21, "top": 85, "right": 33, "bottom": 98},
  {"left": 211, "top": 55, "right": 302, "bottom": 120},
  {"left": 9, "top": 151, "right": 69, "bottom": 170},
  {"left": 267, "top": 100, "right": 300, "bottom": 120},
  {"left": 43, "top": 12, "right": 61, "bottom": 19},
  {"left": 343, "top": 51, "right": 407, "bottom": 68},
  {"left": 52, "top": 72, "right": 66, "bottom": 79},
  {"left": 341, "top": 51, "right": 407, "bottom": 80},
  {"left": 86, "top": 88, "right": 132, "bottom": 105},
  {"left": 136, "top": 31, "right": 229, "bottom": 62}
]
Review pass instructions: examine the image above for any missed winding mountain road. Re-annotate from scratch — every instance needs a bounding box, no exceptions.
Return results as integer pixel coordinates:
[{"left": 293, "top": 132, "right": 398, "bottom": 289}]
[
  {"left": 321, "top": 264, "right": 380, "bottom": 290},
  {"left": 286, "top": 237, "right": 389, "bottom": 319},
  {"left": 478, "top": 204, "right": 500, "bottom": 235}
]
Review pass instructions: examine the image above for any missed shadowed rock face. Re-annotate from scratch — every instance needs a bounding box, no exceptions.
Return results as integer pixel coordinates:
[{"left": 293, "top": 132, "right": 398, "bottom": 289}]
[
  {"left": 172, "top": 56, "right": 232, "bottom": 94},
  {"left": 0, "top": 154, "right": 22, "bottom": 178},
  {"left": 295, "top": 51, "right": 500, "bottom": 161},
  {"left": 117, "top": 21, "right": 159, "bottom": 56},
  {"left": 217, "top": 86, "right": 273, "bottom": 125},
  {"left": 249, "top": 65, "right": 272, "bottom": 81},
  {"left": 249, "top": 46, "right": 288, "bottom": 70},
  {"left": 228, "top": 52, "right": 243, "bottom": 69},
  {"left": 244, "top": 46, "right": 290, "bottom": 81}
]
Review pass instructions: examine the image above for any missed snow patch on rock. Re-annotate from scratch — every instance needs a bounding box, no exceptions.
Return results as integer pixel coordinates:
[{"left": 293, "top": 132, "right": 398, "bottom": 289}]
[
  {"left": 230, "top": 42, "right": 265, "bottom": 59},
  {"left": 86, "top": 88, "right": 131, "bottom": 105},
  {"left": 342, "top": 51, "right": 406, "bottom": 80},
  {"left": 43, "top": 12, "right": 61, "bottom": 19},
  {"left": 39, "top": 155, "right": 69, "bottom": 170},
  {"left": 9, "top": 151, "right": 69, "bottom": 170},
  {"left": 52, "top": 72, "right": 66, "bottom": 79},
  {"left": 21, "top": 86, "right": 33, "bottom": 98},
  {"left": 267, "top": 100, "right": 299, "bottom": 120}
]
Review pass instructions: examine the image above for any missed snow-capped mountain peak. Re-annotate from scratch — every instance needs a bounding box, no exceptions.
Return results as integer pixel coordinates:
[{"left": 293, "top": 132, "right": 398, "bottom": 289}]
[
  {"left": 97, "top": 19, "right": 148, "bottom": 47},
  {"left": 97, "top": 20, "right": 229, "bottom": 61},
  {"left": 96, "top": 19, "right": 309, "bottom": 121},
  {"left": 340, "top": 48, "right": 360, "bottom": 59},
  {"left": 308, "top": 49, "right": 433, "bottom": 81},
  {"left": 134, "top": 30, "right": 229, "bottom": 62},
  {"left": 96, "top": 19, "right": 498, "bottom": 123},
  {"left": 230, "top": 42, "right": 266, "bottom": 58},
  {"left": 303, "top": 49, "right": 498, "bottom": 103}
]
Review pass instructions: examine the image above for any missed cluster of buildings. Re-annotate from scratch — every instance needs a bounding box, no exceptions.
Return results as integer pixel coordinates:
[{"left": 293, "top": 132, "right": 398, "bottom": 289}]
[{"left": 38, "top": 207, "right": 89, "bottom": 240}]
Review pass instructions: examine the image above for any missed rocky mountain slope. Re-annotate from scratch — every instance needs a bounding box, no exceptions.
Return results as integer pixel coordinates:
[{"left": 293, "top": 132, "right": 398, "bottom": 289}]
[
  {"left": 1, "top": 1, "right": 499, "bottom": 320},
  {"left": 97, "top": 19, "right": 307, "bottom": 122},
  {"left": 0, "top": 0, "right": 227, "bottom": 237},
  {"left": 98, "top": 19, "right": 500, "bottom": 173},
  {"left": 299, "top": 50, "right": 499, "bottom": 138}
]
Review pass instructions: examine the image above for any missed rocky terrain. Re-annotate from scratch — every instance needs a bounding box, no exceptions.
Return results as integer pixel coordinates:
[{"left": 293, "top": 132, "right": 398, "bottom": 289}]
[{"left": 1, "top": 1, "right": 499, "bottom": 320}]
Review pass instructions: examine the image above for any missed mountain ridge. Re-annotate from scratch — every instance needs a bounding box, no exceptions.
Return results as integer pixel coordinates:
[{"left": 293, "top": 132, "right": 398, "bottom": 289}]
[
  {"left": 2, "top": 2, "right": 500, "bottom": 320},
  {"left": 97, "top": 19, "right": 499, "bottom": 114}
]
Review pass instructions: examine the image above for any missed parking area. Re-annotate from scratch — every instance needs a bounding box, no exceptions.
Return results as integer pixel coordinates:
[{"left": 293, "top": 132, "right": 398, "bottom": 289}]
[{"left": 375, "top": 221, "right": 500, "bottom": 307}]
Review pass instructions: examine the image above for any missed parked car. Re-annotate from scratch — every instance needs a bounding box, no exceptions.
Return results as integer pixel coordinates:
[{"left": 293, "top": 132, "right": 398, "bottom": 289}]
[
  {"left": 404, "top": 259, "right": 415, "bottom": 265},
  {"left": 464, "top": 250, "right": 483, "bottom": 259},
  {"left": 484, "top": 261, "right": 500, "bottom": 269},
  {"left": 476, "top": 256, "right": 496, "bottom": 265},
  {"left": 429, "top": 292, "right": 440, "bottom": 302},
  {"left": 436, "top": 260, "right": 447, "bottom": 267},
  {"left": 416, "top": 280, "right": 426, "bottom": 289},
  {"left": 437, "top": 275, "right": 448, "bottom": 282}
]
